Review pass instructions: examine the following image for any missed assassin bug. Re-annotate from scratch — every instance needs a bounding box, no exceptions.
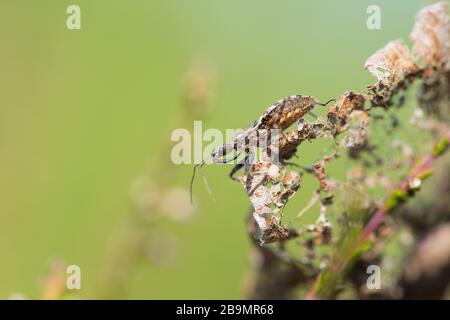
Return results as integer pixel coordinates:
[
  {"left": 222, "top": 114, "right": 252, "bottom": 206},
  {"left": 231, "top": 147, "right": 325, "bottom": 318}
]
[{"left": 190, "top": 95, "right": 334, "bottom": 203}]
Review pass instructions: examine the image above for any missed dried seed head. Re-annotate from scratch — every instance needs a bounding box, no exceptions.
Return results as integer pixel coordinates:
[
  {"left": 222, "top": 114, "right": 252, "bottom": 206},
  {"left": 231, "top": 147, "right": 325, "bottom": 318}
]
[
  {"left": 410, "top": 1, "right": 450, "bottom": 70},
  {"left": 312, "top": 161, "right": 329, "bottom": 192},
  {"left": 327, "top": 91, "right": 366, "bottom": 135},
  {"left": 270, "top": 120, "right": 324, "bottom": 164},
  {"left": 344, "top": 124, "right": 369, "bottom": 158},
  {"left": 365, "top": 39, "right": 419, "bottom": 86}
]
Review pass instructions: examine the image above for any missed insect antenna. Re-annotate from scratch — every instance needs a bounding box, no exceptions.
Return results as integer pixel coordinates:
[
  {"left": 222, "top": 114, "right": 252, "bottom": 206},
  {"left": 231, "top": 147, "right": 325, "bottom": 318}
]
[
  {"left": 317, "top": 99, "right": 336, "bottom": 106},
  {"left": 190, "top": 161, "right": 204, "bottom": 205},
  {"left": 190, "top": 161, "right": 215, "bottom": 205}
]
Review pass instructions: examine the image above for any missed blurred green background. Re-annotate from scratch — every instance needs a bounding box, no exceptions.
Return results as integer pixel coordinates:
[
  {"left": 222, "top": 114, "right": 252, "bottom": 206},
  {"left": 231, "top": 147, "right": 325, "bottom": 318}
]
[{"left": 0, "top": 0, "right": 427, "bottom": 299}]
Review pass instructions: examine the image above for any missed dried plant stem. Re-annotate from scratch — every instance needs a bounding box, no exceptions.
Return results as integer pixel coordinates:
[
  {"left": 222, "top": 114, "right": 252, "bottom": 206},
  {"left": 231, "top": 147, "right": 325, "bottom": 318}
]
[{"left": 243, "top": 207, "right": 312, "bottom": 299}]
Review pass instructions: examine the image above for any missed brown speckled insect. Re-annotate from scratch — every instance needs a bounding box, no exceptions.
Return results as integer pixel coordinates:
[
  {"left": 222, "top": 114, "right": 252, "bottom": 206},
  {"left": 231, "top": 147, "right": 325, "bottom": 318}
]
[
  {"left": 255, "top": 95, "right": 327, "bottom": 130},
  {"left": 228, "top": 120, "right": 326, "bottom": 180},
  {"left": 190, "top": 95, "right": 334, "bottom": 203}
]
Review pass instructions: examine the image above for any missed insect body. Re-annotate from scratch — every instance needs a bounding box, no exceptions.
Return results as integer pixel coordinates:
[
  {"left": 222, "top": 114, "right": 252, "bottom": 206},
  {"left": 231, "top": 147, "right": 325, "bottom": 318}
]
[
  {"left": 212, "top": 95, "right": 332, "bottom": 163},
  {"left": 255, "top": 95, "right": 319, "bottom": 130},
  {"left": 190, "top": 95, "right": 334, "bottom": 203},
  {"left": 229, "top": 120, "right": 325, "bottom": 180}
]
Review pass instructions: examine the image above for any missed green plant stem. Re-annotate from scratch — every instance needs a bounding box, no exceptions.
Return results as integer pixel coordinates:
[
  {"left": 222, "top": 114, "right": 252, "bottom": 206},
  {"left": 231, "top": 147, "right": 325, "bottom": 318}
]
[{"left": 306, "top": 134, "right": 450, "bottom": 300}]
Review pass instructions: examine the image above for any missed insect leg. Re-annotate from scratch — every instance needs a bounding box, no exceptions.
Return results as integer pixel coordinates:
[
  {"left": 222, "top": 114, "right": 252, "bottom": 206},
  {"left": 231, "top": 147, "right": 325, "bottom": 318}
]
[
  {"left": 190, "top": 161, "right": 205, "bottom": 205},
  {"left": 283, "top": 161, "right": 312, "bottom": 172},
  {"left": 229, "top": 156, "right": 250, "bottom": 180},
  {"left": 229, "top": 161, "right": 244, "bottom": 180}
]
